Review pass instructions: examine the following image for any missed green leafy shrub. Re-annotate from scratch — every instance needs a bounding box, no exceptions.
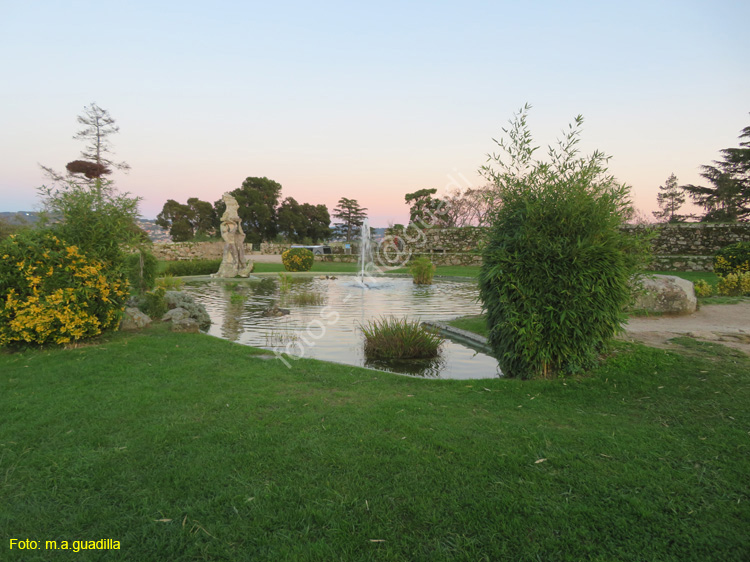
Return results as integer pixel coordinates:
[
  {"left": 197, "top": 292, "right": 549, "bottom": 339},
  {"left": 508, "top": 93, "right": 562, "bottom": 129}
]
[
  {"left": 0, "top": 231, "right": 128, "bottom": 346},
  {"left": 124, "top": 249, "right": 158, "bottom": 294},
  {"left": 409, "top": 257, "right": 436, "bottom": 285},
  {"left": 360, "top": 316, "right": 443, "bottom": 359},
  {"left": 713, "top": 242, "right": 750, "bottom": 278},
  {"left": 38, "top": 179, "right": 141, "bottom": 268},
  {"left": 163, "top": 259, "right": 222, "bottom": 277},
  {"left": 478, "top": 106, "right": 649, "bottom": 379},
  {"left": 693, "top": 279, "right": 714, "bottom": 298},
  {"left": 155, "top": 275, "right": 183, "bottom": 291},
  {"left": 282, "top": 248, "right": 314, "bottom": 272},
  {"left": 141, "top": 287, "right": 167, "bottom": 319}
]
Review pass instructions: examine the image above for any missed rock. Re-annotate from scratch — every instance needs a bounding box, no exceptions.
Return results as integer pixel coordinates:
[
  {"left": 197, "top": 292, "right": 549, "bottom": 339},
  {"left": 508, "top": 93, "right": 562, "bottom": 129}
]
[
  {"left": 262, "top": 304, "right": 291, "bottom": 317},
  {"left": 164, "top": 291, "right": 211, "bottom": 329},
  {"left": 162, "top": 307, "right": 190, "bottom": 323},
  {"left": 687, "top": 331, "right": 721, "bottom": 341},
  {"left": 632, "top": 275, "right": 697, "bottom": 315},
  {"left": 119, "top": 307, "right": 152, "bottom": 331},
  {"left": 170, "top": 317, "right": 199, "bottom": 333}
]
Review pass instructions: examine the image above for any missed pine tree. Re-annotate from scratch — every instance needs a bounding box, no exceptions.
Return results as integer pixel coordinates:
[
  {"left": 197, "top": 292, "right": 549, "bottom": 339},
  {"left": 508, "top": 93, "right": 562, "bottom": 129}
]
[
  {"left": 332, "top": 198, "right": 367, "bottom": 241},
  {"left": 681, "top": 122, "right": 750, "bottom": 222},
  {"left": 652, "top": 173, "right": 685, "bottom": 222}
]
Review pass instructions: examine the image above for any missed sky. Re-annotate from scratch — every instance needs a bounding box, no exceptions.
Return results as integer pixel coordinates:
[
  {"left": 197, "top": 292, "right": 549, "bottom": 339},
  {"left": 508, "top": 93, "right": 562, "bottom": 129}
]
[{"left": 1, "top": 0, "right": 748, "bottom": 227}]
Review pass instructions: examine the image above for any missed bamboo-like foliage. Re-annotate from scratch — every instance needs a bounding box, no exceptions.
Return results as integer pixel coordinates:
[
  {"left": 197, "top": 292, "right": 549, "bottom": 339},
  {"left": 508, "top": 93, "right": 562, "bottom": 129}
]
[{"left": 479, "top": 105, "right": 650, "bottom": 378}]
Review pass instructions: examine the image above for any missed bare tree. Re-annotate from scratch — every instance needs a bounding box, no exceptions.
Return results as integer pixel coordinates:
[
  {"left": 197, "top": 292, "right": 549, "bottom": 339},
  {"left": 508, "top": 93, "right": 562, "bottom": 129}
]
[
  {"left": 40, "top": 102, "right": 130, "bottom": 183},
  {"left": 439, "top": 185, "right": 496, "bottom": 227},
  {"left": 73, "top": 103, "right": 130, "bottom": 173}
]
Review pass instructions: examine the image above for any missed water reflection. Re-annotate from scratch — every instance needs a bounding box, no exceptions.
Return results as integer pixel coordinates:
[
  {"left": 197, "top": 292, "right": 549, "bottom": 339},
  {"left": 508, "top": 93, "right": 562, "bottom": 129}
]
[{"left": 182, "top": 276, "right": 500, "bottom": 380}]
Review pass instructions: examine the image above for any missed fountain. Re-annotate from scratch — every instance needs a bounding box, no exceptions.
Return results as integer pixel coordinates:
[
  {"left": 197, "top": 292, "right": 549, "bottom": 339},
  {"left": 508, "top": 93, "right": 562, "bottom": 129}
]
[{"left": 357, "top": 218, "right": 374, "bottom": 287}]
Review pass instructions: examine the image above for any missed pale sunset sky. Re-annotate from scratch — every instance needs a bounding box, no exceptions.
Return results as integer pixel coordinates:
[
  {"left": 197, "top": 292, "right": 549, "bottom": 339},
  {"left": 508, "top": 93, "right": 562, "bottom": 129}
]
[{"left": 1, "top": 0, "right": 748, "bottom": 226}]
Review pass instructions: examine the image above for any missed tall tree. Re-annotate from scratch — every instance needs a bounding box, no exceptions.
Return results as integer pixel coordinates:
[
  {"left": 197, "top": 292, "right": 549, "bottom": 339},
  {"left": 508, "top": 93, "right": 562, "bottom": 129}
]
[
  {"left": 405, "top": 188, "right": 443, "bottom": 226},
  {"left": 156, "top": 197, "right": 218, "bottom": 241},
  {"left": 37, "top": 103, "right": 142, "bottom": 265},
  {"left": 73, "top": 103, "right": 131, "bottom": 172},
  {"left": 301, "top": 203, "right": 331, "bottom": 243},
  {"left": 681, "top": 123, "right": 750, "bottom": 222},
  {"left": 41, "top": 103, "right": 130, "bottom": 183},
  {"left": 187, "top": 197, "right": 218, "bottom": 236},
  {"left": 652, "top": 173, "right": 685, "bottom": 223},
  {"left": 214, "top": 177, "right": 282, "bottom": 245},
  {"left": 156, "top": 200, "right": 196, "bottom": 242},
  {"left": 277, "top": 197, "right": 309, "bottom": 242},
  {"left": 332, "top": 197, "right": 367, "bottom": 241}
]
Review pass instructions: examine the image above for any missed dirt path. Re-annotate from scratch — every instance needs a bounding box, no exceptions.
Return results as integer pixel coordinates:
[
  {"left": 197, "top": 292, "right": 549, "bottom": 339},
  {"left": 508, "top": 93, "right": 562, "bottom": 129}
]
[
  {"left": 249, "top": 253, "right": 282, "bottom": 263},
  {"left": 621, "top": 301, "right": 750, "bottom": 354}
]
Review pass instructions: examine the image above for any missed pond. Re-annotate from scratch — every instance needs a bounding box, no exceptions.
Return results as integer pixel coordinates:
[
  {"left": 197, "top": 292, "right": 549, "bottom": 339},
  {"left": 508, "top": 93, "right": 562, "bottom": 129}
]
[{"left": 182, "top": 275, "right": 500, "bottom": 379}]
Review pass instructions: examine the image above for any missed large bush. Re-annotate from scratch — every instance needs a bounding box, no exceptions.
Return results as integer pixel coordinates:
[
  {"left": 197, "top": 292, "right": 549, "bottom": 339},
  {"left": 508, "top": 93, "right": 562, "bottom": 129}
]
[
  {"left": 282, "top": 248, "right": 314, "bottom": 272},
  {"left": 0, "top": 231, "right": 128, "bottom": 346},
  {"left": 124, "top": 249, "right": 158, "bottom": 294},
  {"left": 713, "top": 242, "right": 750, "bottom": 278},
  {"left": 38, "top": 179, "right": 142, "bottom": 268},
  {"left": 162, "top": 259, "right": 222, "bottom": 277},
  {"left": 478, "top": 106, "right": 649, "bottom": 378}
]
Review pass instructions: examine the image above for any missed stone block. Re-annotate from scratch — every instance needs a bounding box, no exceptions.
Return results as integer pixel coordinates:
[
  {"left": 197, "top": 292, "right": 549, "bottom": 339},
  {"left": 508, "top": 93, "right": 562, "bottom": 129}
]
[{"left": 632, "top": 275, "right": 697, "bottom": 315}]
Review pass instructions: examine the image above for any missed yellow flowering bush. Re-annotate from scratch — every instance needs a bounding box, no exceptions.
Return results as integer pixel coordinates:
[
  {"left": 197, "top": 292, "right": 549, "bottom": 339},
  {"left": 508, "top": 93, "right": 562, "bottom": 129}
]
[
  {"left": 0, "top": 231, "right": 128, "bottom": 346},
  {"left": 282, "top": 248, "right": 314, "bottom": 272},
  {"left": 693, "top": 279, "right": 714, "bottom": 298},
  {"left": 713, "top": 242, "right": 750, "bottom": 278},
  {"left": 715, "top": 272, "right": 750, "bottom": 297}
]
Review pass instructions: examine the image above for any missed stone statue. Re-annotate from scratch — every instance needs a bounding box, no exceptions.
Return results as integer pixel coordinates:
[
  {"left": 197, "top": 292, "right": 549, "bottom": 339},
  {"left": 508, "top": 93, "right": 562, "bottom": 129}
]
[{"left": 212, "top": 193, "right": 254, "bottom": 278}]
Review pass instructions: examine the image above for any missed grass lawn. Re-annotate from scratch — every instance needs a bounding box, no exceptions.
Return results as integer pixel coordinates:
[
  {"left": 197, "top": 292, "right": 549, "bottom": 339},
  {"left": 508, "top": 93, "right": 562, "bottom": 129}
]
[
  {"left": 2, "top": 324, "right": 749, "bottom": 561},
  {"left": 651, "top": 271, "right": 719, "bottom": 285},
  {"left": 446, "top": 315, "right": 489, "bottom": 338}
]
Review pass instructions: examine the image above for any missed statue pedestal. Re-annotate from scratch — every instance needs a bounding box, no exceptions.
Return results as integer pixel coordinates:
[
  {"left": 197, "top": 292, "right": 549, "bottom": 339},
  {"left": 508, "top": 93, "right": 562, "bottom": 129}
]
[{"left": 212, "top": 259, "right": 254, "bottom": 278}]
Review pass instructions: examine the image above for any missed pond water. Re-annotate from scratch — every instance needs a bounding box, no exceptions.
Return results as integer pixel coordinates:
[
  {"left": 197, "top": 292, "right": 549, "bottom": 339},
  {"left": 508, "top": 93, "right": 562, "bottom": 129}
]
[{"left": 182, "top": 276, "right": 500, "bottom": 379}]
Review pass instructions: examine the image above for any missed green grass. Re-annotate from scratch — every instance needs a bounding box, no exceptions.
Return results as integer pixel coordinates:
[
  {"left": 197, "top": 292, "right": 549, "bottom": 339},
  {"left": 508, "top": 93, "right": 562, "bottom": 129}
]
[
  {"left": 1, "top": 324, "right": 749, "bottom": 561},
  {"left": 650, "top": 270, "right": 719, "bottom": 285},
  {"left": 447, "top": 314, "right": 488, "bottom": 338},
  {"left": 253, "top": 261, "right": 361, "bottom": 274}
]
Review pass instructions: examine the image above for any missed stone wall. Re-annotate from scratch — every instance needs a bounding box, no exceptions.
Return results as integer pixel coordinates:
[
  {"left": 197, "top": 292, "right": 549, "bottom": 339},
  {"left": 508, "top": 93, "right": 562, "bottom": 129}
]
[
  {"left": 621, "top": 223, "right": 750, "bottom": 271},
  {"left": 149, "top": 223, "right": 750, "bottom": 272},
  {"left": 151, "top": 241, "right": 230, "bottom": 261}
]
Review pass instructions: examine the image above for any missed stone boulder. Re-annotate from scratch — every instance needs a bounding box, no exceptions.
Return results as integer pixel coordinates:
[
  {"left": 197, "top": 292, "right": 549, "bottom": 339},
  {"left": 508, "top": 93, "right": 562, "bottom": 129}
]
[
  {"left": 164, "top": 291, "right": 211, "bottom": 329},
  {"left": 162, "top": 307, "right": 191, "bottom": 323},
  {"left": 262, "top": 304, "right": 291, "bottom": 317},
  {"left": 170, "top": 317, "right": 200, "bottom": 333},
  {"left": 632, "top": 275, "right": 697, "bottom": 315},
  {"left": 120, "top": 307, "right": 152, "bottom": 331}
]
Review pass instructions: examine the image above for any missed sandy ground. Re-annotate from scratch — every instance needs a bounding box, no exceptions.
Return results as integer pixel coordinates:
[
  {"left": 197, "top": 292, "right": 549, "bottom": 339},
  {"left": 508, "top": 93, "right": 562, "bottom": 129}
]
[
  {"left": 248, "top": 253, "right": 283, "bottom": 263},
  {"left": 621, "top": 301, "right": 750, "bottom": 355}
]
